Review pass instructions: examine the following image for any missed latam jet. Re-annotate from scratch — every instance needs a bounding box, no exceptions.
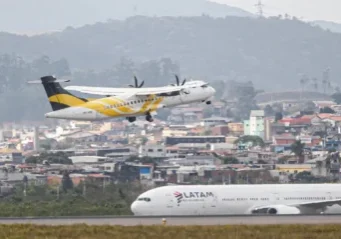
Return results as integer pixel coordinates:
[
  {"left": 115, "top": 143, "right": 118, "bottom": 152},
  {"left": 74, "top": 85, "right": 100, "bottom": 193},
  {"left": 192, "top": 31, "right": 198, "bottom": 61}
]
[{"left": 130, "top": 184, "right": 341, "bottom": 215}]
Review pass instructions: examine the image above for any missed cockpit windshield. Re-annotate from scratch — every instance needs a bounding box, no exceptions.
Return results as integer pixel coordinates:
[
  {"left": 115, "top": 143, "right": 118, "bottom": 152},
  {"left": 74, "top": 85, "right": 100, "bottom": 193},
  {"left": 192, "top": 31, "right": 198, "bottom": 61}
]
[
  {"left": 201, "top": 84, "right": 209, "bottom": 88},
  {"left": 137, "top": 197, "right": 151, "bottom": 202}
]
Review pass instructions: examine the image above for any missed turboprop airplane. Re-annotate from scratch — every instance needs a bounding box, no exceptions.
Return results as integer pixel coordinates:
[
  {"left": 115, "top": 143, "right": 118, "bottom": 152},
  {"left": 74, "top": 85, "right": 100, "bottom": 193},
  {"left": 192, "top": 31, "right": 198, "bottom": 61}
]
[{"left": 29, "top": 75, "right": 215, "bottom": 123}]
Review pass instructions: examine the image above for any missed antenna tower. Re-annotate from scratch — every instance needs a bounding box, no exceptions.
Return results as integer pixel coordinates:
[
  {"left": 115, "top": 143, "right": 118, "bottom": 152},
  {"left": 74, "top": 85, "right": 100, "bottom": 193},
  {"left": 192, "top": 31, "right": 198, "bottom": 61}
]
[{"left": 255, "top": 0, "right": 264, "bottom": 17}]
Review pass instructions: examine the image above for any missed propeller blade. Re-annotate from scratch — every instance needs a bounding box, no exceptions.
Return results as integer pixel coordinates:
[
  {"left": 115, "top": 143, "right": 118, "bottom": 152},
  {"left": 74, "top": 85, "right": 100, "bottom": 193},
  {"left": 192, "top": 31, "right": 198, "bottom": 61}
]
[
  {"left": 175, "top": 74, "right": 180, "bottom": 86},
  {"left": 128, "top": 84, "right": 135, "bottom": 88},
  {"left": 182, "top": 79, "right": 187, "bottom": 85},
  {"left": 134, "top": 76, "right": 138, "bottom": 87},
  {"left": 139, "top": 81, "right": 144, "bottom": 88}
]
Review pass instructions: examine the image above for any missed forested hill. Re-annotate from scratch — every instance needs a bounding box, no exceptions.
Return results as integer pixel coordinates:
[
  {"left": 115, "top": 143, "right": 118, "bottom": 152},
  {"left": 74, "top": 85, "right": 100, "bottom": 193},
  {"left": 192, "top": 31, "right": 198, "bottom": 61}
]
[
  {"left": 0, "top": 0, "right": 253, "bottom": 33},
  {"left": 0, "top": 15, "right": 341, "bottom": 122},
  {"left": 1, "top": 15, "right": 340, "bottom": 89}
]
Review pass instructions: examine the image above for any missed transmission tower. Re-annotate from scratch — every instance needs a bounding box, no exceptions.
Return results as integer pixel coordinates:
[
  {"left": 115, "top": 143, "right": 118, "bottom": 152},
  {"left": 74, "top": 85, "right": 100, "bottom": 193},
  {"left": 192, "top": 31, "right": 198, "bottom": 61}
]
[{"left": 255, "top": 0, "right": 264, "bottom": 17}]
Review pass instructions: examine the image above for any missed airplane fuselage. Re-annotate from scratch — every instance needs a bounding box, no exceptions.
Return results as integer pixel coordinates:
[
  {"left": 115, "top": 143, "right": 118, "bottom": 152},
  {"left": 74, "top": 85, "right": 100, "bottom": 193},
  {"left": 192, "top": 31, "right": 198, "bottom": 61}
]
[
  {"left": 130, "top": 184, "right": 341, "bottom": 216},
  {"left": 45, "top": 84, "right": 215, "bottom": 121}
]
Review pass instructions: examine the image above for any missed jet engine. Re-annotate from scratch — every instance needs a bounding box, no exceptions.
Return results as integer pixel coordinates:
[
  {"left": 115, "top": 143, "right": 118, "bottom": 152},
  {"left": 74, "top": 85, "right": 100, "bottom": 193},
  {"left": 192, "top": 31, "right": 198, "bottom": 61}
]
[{"left": 251, "top": 205, "right": 300, "bottom": 214}]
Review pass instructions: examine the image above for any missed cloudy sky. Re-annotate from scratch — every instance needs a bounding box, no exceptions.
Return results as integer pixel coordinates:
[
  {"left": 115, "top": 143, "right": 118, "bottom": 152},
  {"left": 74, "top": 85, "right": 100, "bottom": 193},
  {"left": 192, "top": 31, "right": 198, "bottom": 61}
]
[{"left": 212, "top": 0, "right": 341, "bottom": 23}]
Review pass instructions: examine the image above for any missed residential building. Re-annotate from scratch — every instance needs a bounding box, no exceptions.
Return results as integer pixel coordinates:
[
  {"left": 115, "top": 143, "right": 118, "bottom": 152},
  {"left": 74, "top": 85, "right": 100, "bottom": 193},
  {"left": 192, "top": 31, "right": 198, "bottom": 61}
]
[{"left": 244, "top": 110, "right": 265, "bottom": 139}]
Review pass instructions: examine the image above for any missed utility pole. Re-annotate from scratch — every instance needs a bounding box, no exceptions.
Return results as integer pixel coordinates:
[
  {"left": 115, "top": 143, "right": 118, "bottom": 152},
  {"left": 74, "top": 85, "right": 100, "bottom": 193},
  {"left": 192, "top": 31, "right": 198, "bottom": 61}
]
[{"left": 255, "top": 0, "right": 264, "bottom": 17}]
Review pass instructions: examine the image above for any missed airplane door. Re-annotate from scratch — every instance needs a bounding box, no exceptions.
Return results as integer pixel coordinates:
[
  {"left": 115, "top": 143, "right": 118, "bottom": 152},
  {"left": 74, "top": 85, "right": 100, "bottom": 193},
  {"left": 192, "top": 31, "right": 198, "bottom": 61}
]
[
  {"left": 165, "top": 193, "right": 175, "bottom": 213},
  {"left": 270, "top": 193, "right": 280, "bottom": 205},
  {"left": 326, "top": 192, "right": 333, "bottom": 200},
  {"left": 203, "top": 194, "right": 219, "bottom": 214},
  {"left": 180, "top": 88, "right": 191, "bottom": 103}
]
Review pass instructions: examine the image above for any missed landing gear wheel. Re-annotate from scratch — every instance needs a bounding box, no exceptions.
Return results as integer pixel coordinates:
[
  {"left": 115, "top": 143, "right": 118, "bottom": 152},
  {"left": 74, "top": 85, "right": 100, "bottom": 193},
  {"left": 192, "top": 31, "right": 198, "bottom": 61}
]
[
  {"left": 146, "top": 114, "right": 153, "bottom": 122},
  {"left": 206, "top": 101, "right": 211, "bottom": 105},
  {"left": 127, "top": 117, "right": 136, "bottom": 123}
]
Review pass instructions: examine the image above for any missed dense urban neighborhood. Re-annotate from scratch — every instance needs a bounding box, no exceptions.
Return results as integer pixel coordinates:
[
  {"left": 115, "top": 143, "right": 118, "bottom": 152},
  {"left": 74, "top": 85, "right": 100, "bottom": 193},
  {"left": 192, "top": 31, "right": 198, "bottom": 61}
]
[{"left": 0, "top": 95, "right": 341, "bottom": 215}]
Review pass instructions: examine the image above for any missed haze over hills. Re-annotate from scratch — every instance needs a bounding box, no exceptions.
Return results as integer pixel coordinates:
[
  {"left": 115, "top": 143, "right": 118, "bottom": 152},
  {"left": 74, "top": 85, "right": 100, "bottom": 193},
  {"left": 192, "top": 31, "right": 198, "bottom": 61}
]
[
  {"left": 0, "top": 0, "right": 253, "bottom": 33},
  {"left": 312, "top": 20, "right": 341, "bottom": 33},
  {"left": 0, "top": 15, "right": 340, "bottom": 89}
]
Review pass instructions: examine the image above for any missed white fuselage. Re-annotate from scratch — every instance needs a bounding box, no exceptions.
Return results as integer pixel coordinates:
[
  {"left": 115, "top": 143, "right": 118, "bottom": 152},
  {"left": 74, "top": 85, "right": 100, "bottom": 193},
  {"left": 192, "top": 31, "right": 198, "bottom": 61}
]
[
  {"left": 45, "top": 84, "right": 215, "bottom": 121},
  {"left": 130, "top": 184, "right": 341, "bottom": 215}
]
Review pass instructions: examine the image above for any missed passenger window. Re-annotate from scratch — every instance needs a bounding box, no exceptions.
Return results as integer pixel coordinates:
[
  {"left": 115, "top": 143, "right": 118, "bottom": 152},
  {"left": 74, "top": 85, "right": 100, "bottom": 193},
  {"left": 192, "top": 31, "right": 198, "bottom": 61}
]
[{"left": 145, "top": 198, "right": 151, "bottom": 202}]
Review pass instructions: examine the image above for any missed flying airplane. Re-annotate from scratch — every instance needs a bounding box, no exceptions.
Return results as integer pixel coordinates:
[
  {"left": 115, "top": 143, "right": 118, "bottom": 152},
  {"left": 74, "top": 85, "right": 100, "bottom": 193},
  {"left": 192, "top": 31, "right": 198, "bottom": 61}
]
[
  {"left": 130, "top": 184, "right": 341, "bottom": 215},
  {"left": 29, "top": 75, "right": 215, "bottom": 122}
]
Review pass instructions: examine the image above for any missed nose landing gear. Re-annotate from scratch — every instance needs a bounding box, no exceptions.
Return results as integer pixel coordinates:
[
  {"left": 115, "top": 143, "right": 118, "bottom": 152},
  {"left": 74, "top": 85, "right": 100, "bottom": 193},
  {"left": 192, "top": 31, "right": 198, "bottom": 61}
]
[
  {"left": 146, "top": 112, "right": 154, "bottom": 122},
  {"left": 206, "top": 101, "right": 211, "bottom": 105},
  {"left": 126, "top": 117, "right": 136, "bottom": 123}
]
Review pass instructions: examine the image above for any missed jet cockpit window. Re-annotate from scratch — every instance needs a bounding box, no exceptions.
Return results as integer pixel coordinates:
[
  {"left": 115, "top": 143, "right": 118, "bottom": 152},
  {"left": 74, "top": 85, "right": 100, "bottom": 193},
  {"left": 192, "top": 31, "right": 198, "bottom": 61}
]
[
  {"left": 137, "top": 197, "right": 151, "bottom": 202},
  {"left": 201, "top": 84, "right": 208, "bottom": 88}
]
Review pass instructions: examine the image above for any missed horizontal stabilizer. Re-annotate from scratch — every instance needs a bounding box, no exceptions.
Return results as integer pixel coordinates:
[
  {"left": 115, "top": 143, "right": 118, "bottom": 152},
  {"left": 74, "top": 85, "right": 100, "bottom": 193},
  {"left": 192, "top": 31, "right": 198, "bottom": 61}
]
[
  {"left": 27, "top": 75, "right": 70, "bottom": 84},
  {"left": 27, "top": 79, "right": 70, "bottom": 84}
]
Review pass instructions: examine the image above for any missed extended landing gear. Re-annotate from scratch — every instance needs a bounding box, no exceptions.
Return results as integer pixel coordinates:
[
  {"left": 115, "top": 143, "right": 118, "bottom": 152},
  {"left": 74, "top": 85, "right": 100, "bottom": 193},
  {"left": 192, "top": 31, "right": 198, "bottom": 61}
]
[
  {"left": 206, "top": 101, "right": 211, "bottom": 105},
  {"left": 145, "top": 112, "right": 154, "bottom": 122},
  {"left": 127, "top": 117, "right": 136, "bottom": 123}
]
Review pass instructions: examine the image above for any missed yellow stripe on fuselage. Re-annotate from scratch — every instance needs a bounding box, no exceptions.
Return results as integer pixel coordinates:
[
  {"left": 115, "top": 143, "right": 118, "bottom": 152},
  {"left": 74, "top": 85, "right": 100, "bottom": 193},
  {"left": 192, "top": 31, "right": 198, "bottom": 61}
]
[
  {"left": 51, "top": 93, "right": 166, "bottom": 118},
  {"left": 99, "top": 97, "right": 135, "bottom": 114},
  {"left": 49, "top": 94, "right": 87, "bottom": 106},
  {"left": 149, "top": 97, "right": 164, "bottom": 112}
]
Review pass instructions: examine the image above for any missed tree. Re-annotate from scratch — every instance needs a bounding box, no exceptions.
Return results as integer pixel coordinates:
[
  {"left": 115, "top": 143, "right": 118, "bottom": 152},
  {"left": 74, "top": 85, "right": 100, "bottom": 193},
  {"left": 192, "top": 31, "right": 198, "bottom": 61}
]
[
  {"left": 302, "top": 101, "right": 316, "bottom": 112},
  {"left": 222, "top": 157, "right": 239, "bottom": 164},
  {"left": 227, "top": 81, "right": 260, "bottom": 120},
  {"left": 264, "top": 105, "right": 275, "bottom": 116},
  {"left": 291, "top": 140, "right": 305, "bottom": 163},
  {"left": 331, "top": 92, "right": 341, "bottom": 104},
  {"left": 25, "top": 152, "right": 73, "bottom": 165},
  {"left": 234, "top": 135, "right": 265, "bottom": 147},
  {"left": 319, "top": 107, "right": 336, "bottom": 113},
  {"left": 275, "top": 112, "right": 283, "bottom": 122},
  {"left": 61, "top": 171, "right": 74, "bottom": 193}
]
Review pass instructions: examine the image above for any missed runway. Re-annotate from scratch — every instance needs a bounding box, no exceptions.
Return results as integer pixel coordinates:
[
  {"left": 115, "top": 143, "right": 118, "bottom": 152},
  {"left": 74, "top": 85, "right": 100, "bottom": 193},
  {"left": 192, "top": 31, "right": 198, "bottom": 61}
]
[{"left": 1, "top": 215, "right": 341, "bottom": 225}]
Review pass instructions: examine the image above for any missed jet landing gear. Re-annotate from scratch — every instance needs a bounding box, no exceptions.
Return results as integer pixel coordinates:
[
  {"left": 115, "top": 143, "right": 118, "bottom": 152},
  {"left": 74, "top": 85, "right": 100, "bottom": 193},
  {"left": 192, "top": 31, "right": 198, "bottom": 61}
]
[
  {"left": 145, "top": 112, "right": 154, "bottom": 122},
  {"left": 206, "top": 101, "right": 211, "bottom": 105},
  {"left": 126, "top": 117, "right": 136, "bottom": 123}
]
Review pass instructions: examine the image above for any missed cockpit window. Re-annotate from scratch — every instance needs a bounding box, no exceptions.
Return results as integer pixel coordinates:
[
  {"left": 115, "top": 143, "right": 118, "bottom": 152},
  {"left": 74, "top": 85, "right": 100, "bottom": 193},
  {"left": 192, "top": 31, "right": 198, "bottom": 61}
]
[
  {"left": 137, "top": 197, "right": 151, "bottom": 202},
  {"left": 201, "top": 84, "right": 208, "bottom": 88}
]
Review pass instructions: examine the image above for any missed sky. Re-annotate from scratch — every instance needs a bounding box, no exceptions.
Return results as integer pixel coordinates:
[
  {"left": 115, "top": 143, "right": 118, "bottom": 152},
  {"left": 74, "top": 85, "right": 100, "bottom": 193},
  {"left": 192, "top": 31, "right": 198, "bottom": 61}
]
[{"left": 212, "top": 0, "right": 341, "bottom": 23}]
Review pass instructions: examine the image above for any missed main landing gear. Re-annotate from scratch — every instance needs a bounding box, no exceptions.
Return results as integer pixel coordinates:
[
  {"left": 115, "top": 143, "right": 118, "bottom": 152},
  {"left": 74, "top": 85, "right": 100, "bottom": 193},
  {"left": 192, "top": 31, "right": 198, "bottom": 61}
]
[
  {"left": 145, "top": 112, "right": 154, "bottom": 122},
  {"left": 206, "top": 101, "right": 211, "bottom": 105},
  {"left": 127, "top": 117, "right": 136, "bottom": 123}
]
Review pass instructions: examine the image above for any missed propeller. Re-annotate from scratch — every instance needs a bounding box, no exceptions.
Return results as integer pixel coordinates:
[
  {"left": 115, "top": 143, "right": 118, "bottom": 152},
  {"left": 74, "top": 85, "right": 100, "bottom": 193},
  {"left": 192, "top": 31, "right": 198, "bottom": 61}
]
[
  {"left": 129, "top": 76, "right": 144, "bottom": 88},
  {"left": 171, "top": 75, "right": 186, "bottom": 86}
]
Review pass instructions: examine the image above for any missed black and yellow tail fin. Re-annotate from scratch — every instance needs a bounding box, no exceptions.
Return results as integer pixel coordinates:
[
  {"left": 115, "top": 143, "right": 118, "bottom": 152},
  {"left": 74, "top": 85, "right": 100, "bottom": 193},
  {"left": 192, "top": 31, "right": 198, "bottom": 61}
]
[{"left": 29, "top": 75, "right": 88, "bottom": 111}]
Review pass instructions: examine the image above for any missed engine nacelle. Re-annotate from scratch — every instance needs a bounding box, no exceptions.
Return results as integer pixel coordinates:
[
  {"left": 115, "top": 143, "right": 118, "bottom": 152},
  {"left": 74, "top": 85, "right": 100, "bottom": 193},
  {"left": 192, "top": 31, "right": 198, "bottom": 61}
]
[{"left": 252, "top": 205, "right": 300, "bottom": 214}]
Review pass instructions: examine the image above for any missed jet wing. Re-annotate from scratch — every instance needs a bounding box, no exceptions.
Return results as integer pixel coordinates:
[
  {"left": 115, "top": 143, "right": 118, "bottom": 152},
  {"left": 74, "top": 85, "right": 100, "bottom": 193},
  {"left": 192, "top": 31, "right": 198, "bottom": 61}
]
[
  {"left": 65, "top": 85, "right": 186, "bottom": 96},
  {"left": 292, "top": 199, "right": 341, "bottom": 209},
  {"left": 250, "top": 199, "right": 341, "bottom": 214}
]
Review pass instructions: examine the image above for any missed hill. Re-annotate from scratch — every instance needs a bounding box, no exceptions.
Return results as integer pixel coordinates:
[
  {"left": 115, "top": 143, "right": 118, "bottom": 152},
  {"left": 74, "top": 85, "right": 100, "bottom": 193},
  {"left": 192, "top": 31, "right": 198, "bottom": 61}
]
[
  {"left": 1, "top": 16, "right": 340, "bottom": 88},
  {"left": 0, "top": 0, "right": 253, "bottom": 33},
  {"left": 313, "top": 20, "right": 341, "bottom": 33},
  {"left": 0, "top": 16, "right": 341, "bottom": 121}
]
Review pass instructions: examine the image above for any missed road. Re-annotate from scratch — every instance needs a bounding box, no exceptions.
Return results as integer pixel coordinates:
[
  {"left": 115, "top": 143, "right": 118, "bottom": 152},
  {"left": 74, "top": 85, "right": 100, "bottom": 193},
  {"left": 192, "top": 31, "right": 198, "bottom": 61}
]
[{"left": 1, "top": 215, "right": 341, "bottom": 225}]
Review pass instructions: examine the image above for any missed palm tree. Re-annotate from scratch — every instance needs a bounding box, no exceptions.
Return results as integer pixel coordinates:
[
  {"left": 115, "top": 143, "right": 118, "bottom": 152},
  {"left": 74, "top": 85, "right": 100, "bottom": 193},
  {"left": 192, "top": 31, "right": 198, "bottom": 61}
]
[
  {"left": 311, "top": 77, "right": 318, "bottom": 92},
  {"left": 322, "top": 68, "right": 330, "bottom": 95},
  {"left": 291, "top": 140, "right": 305, "bottom": 163}
]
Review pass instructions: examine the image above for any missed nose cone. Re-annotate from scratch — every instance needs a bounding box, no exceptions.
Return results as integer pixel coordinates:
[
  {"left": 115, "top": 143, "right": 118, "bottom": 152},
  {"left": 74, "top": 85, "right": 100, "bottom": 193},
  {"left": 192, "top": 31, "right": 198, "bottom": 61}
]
[
  {"left": 209, "top": 86, "right": 216, "bottom": 96},
  {"left": 130, "top": 201, "right": 138, "bottom": 215}
]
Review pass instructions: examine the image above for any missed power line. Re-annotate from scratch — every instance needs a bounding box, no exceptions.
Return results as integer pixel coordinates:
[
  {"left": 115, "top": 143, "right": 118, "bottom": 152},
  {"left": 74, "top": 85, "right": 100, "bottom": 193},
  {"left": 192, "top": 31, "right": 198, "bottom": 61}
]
[{"left": 255, "top": 0, "right": 264, "bottom": 17}]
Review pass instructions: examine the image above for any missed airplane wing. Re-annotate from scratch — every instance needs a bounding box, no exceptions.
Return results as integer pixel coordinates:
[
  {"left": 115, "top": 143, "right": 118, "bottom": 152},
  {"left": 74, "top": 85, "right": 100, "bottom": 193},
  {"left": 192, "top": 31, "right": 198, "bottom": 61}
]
[
  {"left": 64, "top": 85, "right": 186, "bottom": 96},
  {"left": 249, "top": 199, "right": 341, "bottom": 214}
]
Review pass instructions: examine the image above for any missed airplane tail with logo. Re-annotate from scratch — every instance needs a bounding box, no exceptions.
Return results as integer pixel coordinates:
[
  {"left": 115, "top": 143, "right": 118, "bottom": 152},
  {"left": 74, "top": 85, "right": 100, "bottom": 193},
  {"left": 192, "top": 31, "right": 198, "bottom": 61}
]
[{"left": 28, "top": 75, "right": 89, "bottom": 111}]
